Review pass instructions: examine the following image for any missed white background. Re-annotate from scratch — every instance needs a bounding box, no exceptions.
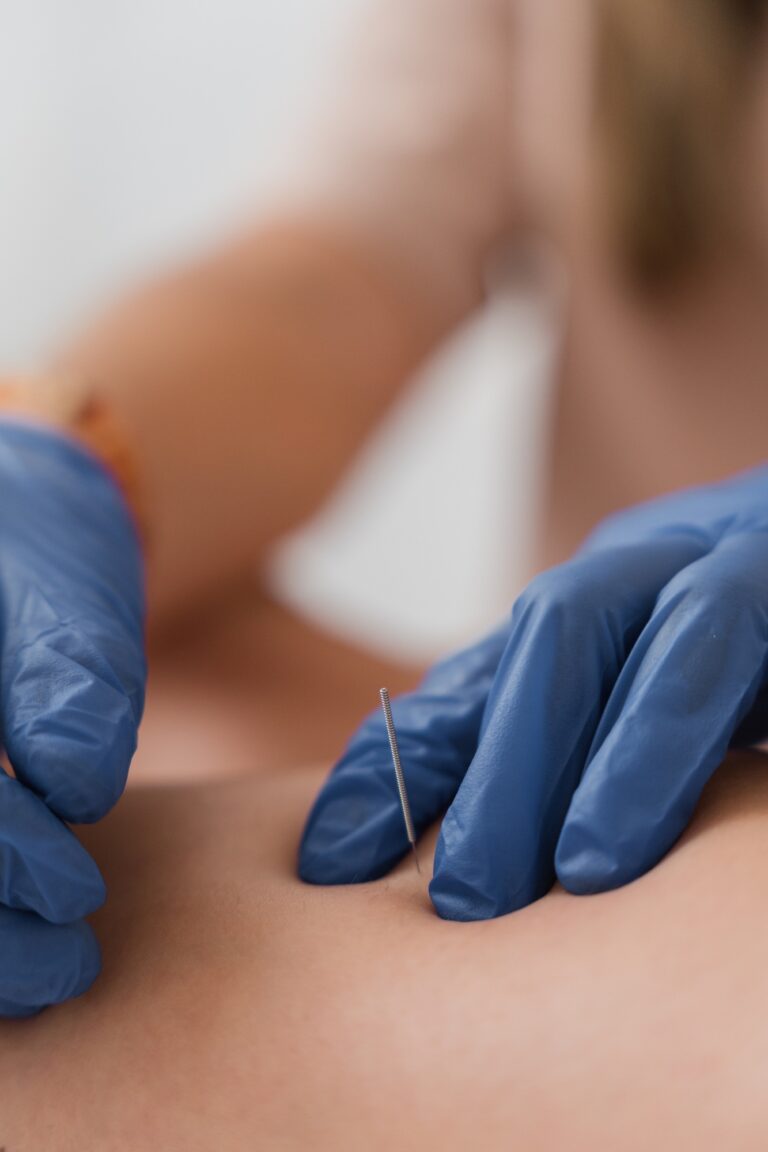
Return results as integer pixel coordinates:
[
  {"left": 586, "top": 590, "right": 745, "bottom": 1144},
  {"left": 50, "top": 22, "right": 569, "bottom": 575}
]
[{"left": 0, "top": 0, "right": 554, "bottom": 659}]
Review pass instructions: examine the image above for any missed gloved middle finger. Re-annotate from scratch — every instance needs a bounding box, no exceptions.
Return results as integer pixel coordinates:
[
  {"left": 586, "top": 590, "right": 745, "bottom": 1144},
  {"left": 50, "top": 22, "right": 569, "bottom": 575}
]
[{"left": 429, "top": 532, "right": 707, "bottom": 922}]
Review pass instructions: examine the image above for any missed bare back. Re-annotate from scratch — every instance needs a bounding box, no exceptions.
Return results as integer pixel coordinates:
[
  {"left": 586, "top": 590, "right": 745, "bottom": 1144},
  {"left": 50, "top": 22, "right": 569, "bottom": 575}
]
[{"left": 1, "top": 748, "right": 767, "bottom": 1150}]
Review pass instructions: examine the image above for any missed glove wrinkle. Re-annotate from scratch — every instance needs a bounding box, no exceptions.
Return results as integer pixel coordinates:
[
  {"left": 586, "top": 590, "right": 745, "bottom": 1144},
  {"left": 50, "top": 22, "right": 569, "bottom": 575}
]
[
  {"left": 0, "top": 423, "right": 145, "bottom": 1015},
  {"left": 302, "top": 466, "right": 768, "bottom": 921}
]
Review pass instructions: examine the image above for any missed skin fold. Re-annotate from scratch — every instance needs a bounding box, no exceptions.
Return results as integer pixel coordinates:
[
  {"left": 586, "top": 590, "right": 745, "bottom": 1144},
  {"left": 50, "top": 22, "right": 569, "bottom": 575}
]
[{"left": 0, "top": 600, "right": 766, "bottom": 1150}]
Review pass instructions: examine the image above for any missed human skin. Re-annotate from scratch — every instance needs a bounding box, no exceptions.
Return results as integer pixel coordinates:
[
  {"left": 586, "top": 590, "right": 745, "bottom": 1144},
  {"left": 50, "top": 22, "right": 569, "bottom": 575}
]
[
  {"left": 1, "top": 602, "right": 766, "bottom": 1150},
  {"left": 2, "top": 756, "right": 767, "bottom": 1149},
  {"left": 50, "top": 0, "right": 768, "bottom": 627},
  {"left": 134, "top": 586, "right": 422, "bottom": 786}
]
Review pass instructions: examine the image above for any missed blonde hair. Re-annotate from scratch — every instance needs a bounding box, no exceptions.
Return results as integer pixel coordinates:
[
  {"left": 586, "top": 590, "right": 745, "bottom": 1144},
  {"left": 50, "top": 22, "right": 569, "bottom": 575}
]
[{"left": 597, "top": 0, "right": 767, "bottom": 290}]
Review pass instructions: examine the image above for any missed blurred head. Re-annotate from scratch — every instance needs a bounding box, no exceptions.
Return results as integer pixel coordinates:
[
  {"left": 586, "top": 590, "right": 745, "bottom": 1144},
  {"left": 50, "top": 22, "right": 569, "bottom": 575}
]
[
  {"left": 597, "top": 0, "right": 768, "bottom": 292},
  {"left": 514, "top": 0, "right": 768, "bottom": 295}
]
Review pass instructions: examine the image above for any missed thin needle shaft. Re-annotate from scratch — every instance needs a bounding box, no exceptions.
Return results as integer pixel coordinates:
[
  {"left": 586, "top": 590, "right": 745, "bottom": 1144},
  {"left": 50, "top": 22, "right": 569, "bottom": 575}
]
[{"left": 380, "top": 687, "right": 421, "bottom": 874}]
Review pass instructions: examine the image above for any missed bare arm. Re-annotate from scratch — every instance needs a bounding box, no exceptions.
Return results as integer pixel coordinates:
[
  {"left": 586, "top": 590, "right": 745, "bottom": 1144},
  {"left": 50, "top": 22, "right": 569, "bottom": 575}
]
[
  {"left": 59, "top": 0, "right": 517, "bottom": 625},
  {"left": 59, "top": 219, "right": 453, "bottom": 622}
]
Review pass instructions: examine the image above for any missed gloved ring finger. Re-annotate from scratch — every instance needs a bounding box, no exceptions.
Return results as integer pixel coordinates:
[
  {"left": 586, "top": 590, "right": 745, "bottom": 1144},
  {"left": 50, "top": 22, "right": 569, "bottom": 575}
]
[{"left": 0, "top": 906, "right": 101, "bottom": 1018}]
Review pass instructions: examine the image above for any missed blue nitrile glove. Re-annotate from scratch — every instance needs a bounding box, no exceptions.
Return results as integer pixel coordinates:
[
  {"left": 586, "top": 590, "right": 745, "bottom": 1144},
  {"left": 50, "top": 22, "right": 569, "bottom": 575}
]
[
  {"left": 300, "top": 467, "right": 768, "bottom": 920},
  {"left": 0, "top": 421, "right": 145, "bottom": 1016}
]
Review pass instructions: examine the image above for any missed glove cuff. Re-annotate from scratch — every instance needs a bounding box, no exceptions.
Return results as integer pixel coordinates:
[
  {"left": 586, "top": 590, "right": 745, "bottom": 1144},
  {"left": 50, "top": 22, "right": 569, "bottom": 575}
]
[{"left": 0, "top": 374, "right": 147, "bottom": 544}]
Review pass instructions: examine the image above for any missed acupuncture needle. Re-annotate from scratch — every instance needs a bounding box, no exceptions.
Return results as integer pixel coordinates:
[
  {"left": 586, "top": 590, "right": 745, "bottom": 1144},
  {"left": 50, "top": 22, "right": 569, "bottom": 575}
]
[{"left": 379, "top": 687, "right": 422, "bottom": 874}]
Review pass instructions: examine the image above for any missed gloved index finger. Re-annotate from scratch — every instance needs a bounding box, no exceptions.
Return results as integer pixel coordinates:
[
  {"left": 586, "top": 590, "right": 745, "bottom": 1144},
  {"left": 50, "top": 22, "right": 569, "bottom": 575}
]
[
  {"left": 0, "top": 571, "right": 145, "bottom": 824},
  {"left": 299, "top": 622, "right": 510, "bottom": 885}
]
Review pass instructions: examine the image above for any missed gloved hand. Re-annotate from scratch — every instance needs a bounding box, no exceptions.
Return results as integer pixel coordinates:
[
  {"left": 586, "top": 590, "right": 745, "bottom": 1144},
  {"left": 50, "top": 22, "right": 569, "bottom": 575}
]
[
  {"left": 0, "top": 421, "right": 145, "bottom": 1016},
  {"left": 300, "top": 467, "right": 768, "bottom": 920}
]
